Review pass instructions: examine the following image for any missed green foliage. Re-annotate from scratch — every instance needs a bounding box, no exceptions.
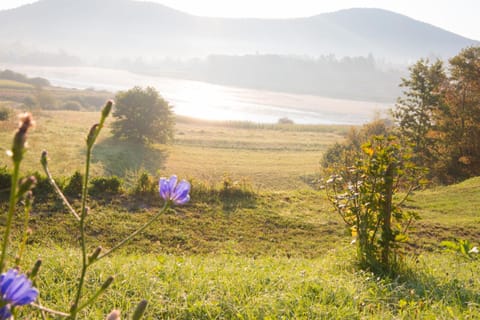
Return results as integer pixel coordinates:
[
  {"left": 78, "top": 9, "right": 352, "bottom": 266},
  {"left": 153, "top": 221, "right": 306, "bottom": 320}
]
[
  {"left": 89, "top": 176, "right": 123, "bottom": 195},
  {"left": 64, "top": 170, "right": 83, "bottom": 197},
  {"left": 436, "top": 46, "right": 480, "bottom": 180},
  {"left": 0, "top": 69, "right": 50, "bottom": 87},
  {"left": 20, "top": 247, "right": 480, "bottom": 319},
  {"left": 321, "top": 118, "right": 393, "bottom": 170},
  {"left": 392, "top": 46, "right": 480, "bottom": 183},
  {"left": 441, "top": 239, "right": 478, "bottom": 259},
  {"left": 112, "top": 86, "right": 174, "bottom": 144},
  {"left": 0, "top": 166, "right": 11, "bottom": 195},
  {"left": 0, "top": 104, "right": 13, "bottom": 121},
  {"left": 392, "top": 58, "right": 446, "bottom": 170},
  {"left": 133, "top": 171, "right": 157, "bottom": 195},
  {"left": 326, "top": 135, "right": 426, "bottom": 273},
  {"left": 31, "top": 171, "right": 56, "bottom": 199},
  {"left": 61, "top": 100, "right": 83, "bottom": 111}
]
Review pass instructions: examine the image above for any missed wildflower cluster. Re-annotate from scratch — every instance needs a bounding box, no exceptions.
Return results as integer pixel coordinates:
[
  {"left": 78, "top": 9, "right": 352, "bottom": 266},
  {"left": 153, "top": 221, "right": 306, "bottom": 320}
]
[{"left": 2, "top": 102, "right": 191, "bottom": 318}]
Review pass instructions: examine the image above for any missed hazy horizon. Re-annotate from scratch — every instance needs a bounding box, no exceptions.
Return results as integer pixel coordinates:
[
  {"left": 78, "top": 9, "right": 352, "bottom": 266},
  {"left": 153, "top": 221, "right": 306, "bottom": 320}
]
[{"left": 1, "top": 0, "right": 479, "bottom": 41}]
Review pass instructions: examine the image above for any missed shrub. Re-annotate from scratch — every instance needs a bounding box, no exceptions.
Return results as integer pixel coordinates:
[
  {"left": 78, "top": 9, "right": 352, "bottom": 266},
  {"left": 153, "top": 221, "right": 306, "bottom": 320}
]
[
  {"left": 89, "top": 176, "right": 123, "bottom": 195},
  {"left": 0, "top": 105, "right": 13, "bottom": 121},
  {"left": 134, "top": 171, "right": 157, "bottom": 195},
  {"left": 112, "top": 86, "right": 174, "bottom": 144},
  {"left": 0, "top": 166, "right": 11, "bottom": 198},
  {"left": 64, "top": 171, "right": 83, "bottom": 197},
  {"left": 61, "top": 100, "right": 83, "bottom": 111},
  {"left": 325, "top": 135, "right": 426, "bottom": 274},
  {"left": 31, "top": 172, "right": 56, "bottom": 199}
]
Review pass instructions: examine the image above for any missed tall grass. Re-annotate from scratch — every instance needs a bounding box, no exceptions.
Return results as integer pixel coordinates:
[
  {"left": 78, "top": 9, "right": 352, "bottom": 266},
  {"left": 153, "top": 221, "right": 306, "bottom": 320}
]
[{"left": 20, "top": 246, "right": 479, "bottom": 319}]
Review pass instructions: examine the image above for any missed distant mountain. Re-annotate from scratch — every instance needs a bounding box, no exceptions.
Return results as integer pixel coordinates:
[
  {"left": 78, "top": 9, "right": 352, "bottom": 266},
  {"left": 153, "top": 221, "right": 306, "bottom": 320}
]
[{"left": 0, "top": 0, "right": 477, "bottom": 62}]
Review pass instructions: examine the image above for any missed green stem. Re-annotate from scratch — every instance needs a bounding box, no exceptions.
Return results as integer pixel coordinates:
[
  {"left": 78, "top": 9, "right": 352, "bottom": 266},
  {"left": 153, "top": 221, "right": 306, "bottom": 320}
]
[
  {"left": 42, "top": 159, "right": 80, "bottom": 221},
  {"left": 0, "top": 161, "right": 20, "bottom": 272},
  {"left": 75, "top": 276, "right": 113, "bottom": 313},
  {"left": 15, "top": 194, "right": 32, "bottom": 267},
  {"left": 31, "top": 303, "right": 69, "bottom": 317},
  {"left": 71, "top": 146, "right": 93, "bottom": 319},
  {"left": 96, "top": 202, "right": 169, "bottom": 262}
]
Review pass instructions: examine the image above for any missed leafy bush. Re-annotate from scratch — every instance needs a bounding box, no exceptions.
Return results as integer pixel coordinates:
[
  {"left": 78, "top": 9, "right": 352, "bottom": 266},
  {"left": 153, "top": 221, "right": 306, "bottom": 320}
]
[
  {"left": 0, "top": 166, "right": 11, "bottom": 198},
  {"left": 61, "top": 100, "right": 83, "bottom": 111},
  {"left": 64, "top": 171, "right": 83, "bottom": 197},
  {"left": 134, "top": 171, "right": 157, "bottom": 195},
  {"left": 321, "top": 118, "right": 392, "bottom": 170},
  {"left": 325, "top": 135, "right": 426, "bottom": 274},
  {"left": 0, "top": 105, "right": 13, "bottom": 121},
  {"left": 112, "top": 86, "right": 174, "bottom": 144},
  {"left": 31, "top": 172, "right": 56, "bottom": 199},
  {"left": 89, "top": 176, "right": 123, "bottom": 195}
]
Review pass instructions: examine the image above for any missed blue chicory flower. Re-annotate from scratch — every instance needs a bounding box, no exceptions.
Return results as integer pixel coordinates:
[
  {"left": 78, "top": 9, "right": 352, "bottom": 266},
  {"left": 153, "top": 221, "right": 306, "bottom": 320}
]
[
  {"left": 0, "top": 269, "right": 38, "bottom": 319},
  {"left": 159, "top": 175, "right": 190, "bottom": 205}
]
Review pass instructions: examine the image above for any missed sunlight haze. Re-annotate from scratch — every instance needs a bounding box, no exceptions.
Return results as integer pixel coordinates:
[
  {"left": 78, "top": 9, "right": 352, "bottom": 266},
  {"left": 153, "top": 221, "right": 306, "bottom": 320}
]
[{"left": 1, "top": 0, "right": 479, "bottom": 40}]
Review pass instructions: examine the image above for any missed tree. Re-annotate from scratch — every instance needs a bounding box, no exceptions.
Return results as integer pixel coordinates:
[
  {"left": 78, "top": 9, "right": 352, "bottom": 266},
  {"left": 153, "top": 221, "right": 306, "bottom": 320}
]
[
  {"left": 392, "top": 59, "right": 446, "bottom": 169},
  {"left": 437, "top": 47, "right": 480, "bottom": 179},
  {"left": 112, "top": 87, "right": 174, "bottom": 143},
  {"left": 326, "top": 136, "right": 425, "bottom": 273}
]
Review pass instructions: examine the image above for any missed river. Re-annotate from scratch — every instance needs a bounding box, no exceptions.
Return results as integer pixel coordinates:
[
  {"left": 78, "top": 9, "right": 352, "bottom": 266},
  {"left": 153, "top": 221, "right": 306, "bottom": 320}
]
[{"left": 1, "top": 64, "right": 392, "bottom": 124}]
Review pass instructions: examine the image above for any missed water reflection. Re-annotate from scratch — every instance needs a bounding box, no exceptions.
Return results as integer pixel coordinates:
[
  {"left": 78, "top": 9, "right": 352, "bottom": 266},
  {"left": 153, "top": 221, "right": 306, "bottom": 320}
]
[{"left": 2, "top": 65, "right": 392, "bottom": 124}]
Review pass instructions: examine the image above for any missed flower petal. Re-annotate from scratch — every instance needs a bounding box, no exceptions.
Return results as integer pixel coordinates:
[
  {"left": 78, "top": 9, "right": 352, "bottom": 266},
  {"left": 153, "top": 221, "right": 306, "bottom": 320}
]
[
  {"left": 167, "top": 175, "right": 178, "bottom": 194},
  {"left": 159, "top": 177, "right": 170, "bottom": 200},
  {"left": 1, "top": 270, "right": 37, "bottom": 306},
  {"left": 172, "top": 180, "right": 190, "bottom": 205},
  {"left": 0, "top": 269, "right": 17, "bottom": 295},
  {"left": 0, "top": 306, "right": 11, "bottom": 320}
]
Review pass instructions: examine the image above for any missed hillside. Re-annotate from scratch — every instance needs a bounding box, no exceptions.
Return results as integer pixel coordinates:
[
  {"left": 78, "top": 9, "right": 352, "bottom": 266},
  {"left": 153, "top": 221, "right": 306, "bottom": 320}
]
[
  {"left": 1, "top": 109, "right": 479, "bottom": 318},
  {"left": 0, "top": 0, "right": 477, "bottom": 62}
]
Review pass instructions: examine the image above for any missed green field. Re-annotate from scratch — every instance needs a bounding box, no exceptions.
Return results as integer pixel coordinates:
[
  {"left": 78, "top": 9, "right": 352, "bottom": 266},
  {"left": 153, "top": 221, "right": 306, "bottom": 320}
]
[
  {"left": 1, "top": 110, "right": 479, "bottom": 319},
  {"left": 1, "top": 111, "right": 346, "bottom": 190}
]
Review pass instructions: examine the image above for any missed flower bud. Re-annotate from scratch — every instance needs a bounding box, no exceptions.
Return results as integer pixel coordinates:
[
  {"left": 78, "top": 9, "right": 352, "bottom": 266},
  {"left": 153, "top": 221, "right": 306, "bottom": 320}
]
[
  {"left": 106, "top": 310, "right": 121, "bottom": 320},
  {"left": 17, "top": 176, "right": 37, "bottom": 199},
  {"left": 101, "top": 276, "right": 114, "bottom": 291},
  {"left": 87, "top": 124, "right": 100, "bottom": 147},
  {"left": 40, "top": 150, "right": 48, "bottom": 168},
  {"left": 131, "top": 300, "right": 148, "bottom": 320},
  {"left": 11, "top": 113, "right": 34, "bottom": 163},
  {"left": 29, "top": 259, "right": 42, "bottom": 279},
  {"left": 101, "top": 100, "right": 113, "bottom": 120},
  {"left": 88, "top": 246, "right": 102, "bottom": 264}
]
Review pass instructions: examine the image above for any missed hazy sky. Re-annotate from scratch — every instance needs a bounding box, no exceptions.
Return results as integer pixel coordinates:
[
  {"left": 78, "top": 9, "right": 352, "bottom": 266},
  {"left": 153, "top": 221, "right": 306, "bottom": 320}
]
[{"left": 1, "top": 0, "right": 479, "bottom": 40}]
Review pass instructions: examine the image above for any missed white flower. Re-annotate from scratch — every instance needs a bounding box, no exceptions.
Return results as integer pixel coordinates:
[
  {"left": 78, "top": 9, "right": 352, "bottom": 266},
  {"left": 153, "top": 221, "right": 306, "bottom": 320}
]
[{"left": 468, "top": 246, "right": 479, "bottom": 254}]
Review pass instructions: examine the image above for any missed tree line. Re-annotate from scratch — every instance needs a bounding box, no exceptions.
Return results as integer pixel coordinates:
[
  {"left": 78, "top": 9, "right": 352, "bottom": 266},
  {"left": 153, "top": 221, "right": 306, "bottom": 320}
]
[{"left": 323, "top": 46, "right": 480, "bottom": 184}]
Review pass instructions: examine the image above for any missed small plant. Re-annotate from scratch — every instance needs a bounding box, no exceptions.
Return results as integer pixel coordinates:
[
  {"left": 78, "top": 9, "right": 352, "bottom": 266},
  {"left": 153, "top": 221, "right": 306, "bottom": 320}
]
[
  {"left": 2, "top": 101, "right": 191, "bottom": 318},
  {"left": 325, "top": 135, "right": 426, "bottom": 274},
  {"left": 89, "top": 176, "right": 122, "bottom": 195},
  {"left": 441, "top": 239, "right": 479, "bottom": 259},
  {"left": 134, "top": 171, "right": 156, "bottom": 195},
  {"left": 64, "top": 170, "right": 83, "bottom": 197},
  {"left": 0, "top": 105, "right": 13, "bottom": 121}
]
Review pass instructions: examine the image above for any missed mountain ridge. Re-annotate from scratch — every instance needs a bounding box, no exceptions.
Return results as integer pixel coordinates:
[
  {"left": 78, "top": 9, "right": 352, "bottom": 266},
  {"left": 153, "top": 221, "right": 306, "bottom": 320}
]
[{"left": 0, "top": 0, "right": 477, "bottom": 62}]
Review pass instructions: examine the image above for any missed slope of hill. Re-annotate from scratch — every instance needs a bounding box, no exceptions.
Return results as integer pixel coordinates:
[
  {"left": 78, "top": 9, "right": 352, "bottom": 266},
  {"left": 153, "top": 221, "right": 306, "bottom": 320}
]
[{"left": 0, "top": 0, "right": 477, "bottom": 62}]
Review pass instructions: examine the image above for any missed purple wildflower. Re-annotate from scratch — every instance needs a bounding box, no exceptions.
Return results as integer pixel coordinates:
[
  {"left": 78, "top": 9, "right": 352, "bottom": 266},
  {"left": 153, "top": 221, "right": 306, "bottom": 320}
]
[
  {"left": 0, "top": 269, "right": 38, "bottom": 319},
  {"left": 159, "top": 175, "right": 190, "bottom": 205}
]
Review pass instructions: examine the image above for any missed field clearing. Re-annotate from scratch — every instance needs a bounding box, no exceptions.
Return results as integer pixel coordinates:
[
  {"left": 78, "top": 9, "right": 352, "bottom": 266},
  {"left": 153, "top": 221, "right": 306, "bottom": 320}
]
[
  {"left": 0, "top": 110, "right": 345, "bottom": 190},
  {"left": 0, "top": 79, "right": 34, "bottom": 89},
  {"left": 1, "top": 109, "right": 480, "bottom": 319}
]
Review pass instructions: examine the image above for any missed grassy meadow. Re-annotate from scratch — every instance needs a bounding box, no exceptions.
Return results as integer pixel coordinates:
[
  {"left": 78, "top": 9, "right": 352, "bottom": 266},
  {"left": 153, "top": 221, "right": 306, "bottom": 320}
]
[{"left": 0, "top": 110, "right": 479, "bottom": 319}]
